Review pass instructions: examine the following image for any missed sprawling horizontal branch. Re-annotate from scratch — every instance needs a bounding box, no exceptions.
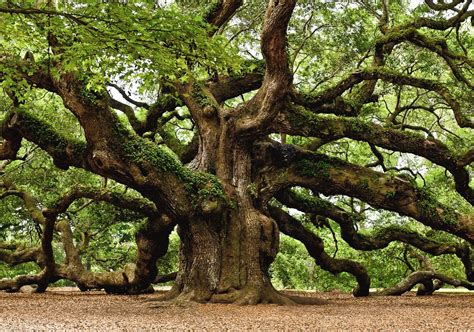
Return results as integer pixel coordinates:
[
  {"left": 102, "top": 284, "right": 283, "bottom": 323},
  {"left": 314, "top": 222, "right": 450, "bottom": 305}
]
[
  {"left": 373, "top": 26, "right": 474, "bottom": 89},
  {"left": 1, "top": 109, "right": 89, "bottom": 170},
  {"left": 0, "top": 273, "right": 45, "bottom": 292},
  {"left": 290, "top": 93, "right": 361, "bottom": 117},
  {"left": 1, "top": 64, "right": 226, "bottom": 218},
  {"left": 0, "top": 6, "right": 91, "bottom": 25},
  {"left": 276, "top": 189, "right": 473, "bottom": 281},
  {"left": 0, "top": 187, "right": 46, "bottom": 227},
  {"left": 255, "top": 142, "right": 473, "bottom": 243},
  {"left": 207, "top": 70, "right": 264, "bottom": 103},
  {"left": 0, "top": 244, "right": 42, "bottom": 267},
  {"left": 53, "top": 215, "right": 173, "bottom": 294},
  {"left": 274, "top": 108, "right": 473, "bottom": 204},
  {"left": 269, "top": 205, "right": 370, "bottom": 296},
  {"left": 0, "top": 179, "right": 174, "bottom": 294},
  {"left": 424, "top": 0, "right": 464, "bottom": 11},
  {"left": 408, "top": 1, "right": 473, "bottom": 30}
]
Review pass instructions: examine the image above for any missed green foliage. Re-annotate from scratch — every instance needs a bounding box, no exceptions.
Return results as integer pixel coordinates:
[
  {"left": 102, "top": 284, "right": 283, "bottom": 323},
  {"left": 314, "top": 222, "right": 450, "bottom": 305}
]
[
  {"left": 157, "top": 231, "right": 180, "bottom": 278},
  {"left": 0, "top": 0, "right": 472, "bottom": 295}
]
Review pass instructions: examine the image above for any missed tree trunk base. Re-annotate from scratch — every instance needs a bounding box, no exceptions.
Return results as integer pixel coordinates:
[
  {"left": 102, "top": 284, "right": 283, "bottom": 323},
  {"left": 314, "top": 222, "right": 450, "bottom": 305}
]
[{"left": 148, "top": 284, "right": 328, "bottom": 305}]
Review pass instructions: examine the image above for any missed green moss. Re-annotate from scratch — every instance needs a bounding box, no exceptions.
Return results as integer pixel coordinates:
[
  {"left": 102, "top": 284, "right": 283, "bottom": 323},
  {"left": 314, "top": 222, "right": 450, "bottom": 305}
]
[
  {"left": 417, "top": 186, "right": 458, "bottom": 226},
  {"left": 120, "top": 129, "right": 226, "bottom": 206},
  {"left": 295, "top": 159, "right": 331, "bottom": 179},
  {"left": 347, "top": 118, "right": 370, "bottom": 134},
  {"left": 122, "top": 136, "right": 180, "bottom": 173},
  {"left": 287, "top": 106, "right": 318, "bottom": 130},
  {"left": 291, "top": 190, "right": 333, "bottom": 212},
  {"left": 192, "top": 85, "right": 211, "bottom": 108},
  {"left": 182, "top": 169, "right": 226, "bottom": 203},
  {"left": 358, "top": 178, "right": 370, "bottom": 190},
  {"left": 15, "top": 108, "right": 87, "bottom": 153}
]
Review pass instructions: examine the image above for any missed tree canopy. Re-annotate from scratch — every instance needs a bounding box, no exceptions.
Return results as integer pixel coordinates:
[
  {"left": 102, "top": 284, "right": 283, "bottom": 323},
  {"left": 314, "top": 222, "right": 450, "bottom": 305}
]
[{"left": 0, "top": 0, "right": 473, "bottom": 304}]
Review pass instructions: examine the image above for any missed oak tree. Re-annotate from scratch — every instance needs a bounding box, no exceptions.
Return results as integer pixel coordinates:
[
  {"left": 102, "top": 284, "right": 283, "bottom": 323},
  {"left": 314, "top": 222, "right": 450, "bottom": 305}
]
[{"left": 0, "top": 0, "right": 473, "bottom": 304}]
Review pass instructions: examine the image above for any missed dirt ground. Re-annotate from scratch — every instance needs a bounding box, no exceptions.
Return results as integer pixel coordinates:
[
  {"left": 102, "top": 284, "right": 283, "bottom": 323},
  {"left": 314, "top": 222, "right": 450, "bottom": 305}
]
[{"left": 0, "top": 288, "right": 472, "bottom": 330}]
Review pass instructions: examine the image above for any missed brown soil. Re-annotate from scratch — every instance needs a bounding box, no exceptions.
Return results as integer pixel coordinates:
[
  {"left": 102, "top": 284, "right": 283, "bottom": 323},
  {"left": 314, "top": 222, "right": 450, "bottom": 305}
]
[{"left": 0, "top": 289, "right": 472, "bottom": 330}]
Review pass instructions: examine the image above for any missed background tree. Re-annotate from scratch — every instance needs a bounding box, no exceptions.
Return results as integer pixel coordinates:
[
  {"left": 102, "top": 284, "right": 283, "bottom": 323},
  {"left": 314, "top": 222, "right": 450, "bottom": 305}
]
[{"left": 0, "top": 0, "right": 473, "bottom": 304}]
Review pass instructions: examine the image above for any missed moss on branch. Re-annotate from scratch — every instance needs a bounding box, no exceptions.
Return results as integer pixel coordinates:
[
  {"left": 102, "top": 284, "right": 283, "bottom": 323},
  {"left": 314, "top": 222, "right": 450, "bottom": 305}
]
[
  {"left": 119, "top": 129, "right": 226, "bottom": 210},
  {"left": 2, "top": 109, "right": 87, "bottom": 169}
]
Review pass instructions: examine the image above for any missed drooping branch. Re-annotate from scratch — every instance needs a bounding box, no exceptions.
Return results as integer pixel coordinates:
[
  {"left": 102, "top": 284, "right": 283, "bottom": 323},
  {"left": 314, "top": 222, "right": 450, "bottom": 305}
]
[
  {"left": 424, "top": 0, "right": 464, "bottom": 11},
  {"left": 0, "top": 180, "right": 175, "bottom": 294},
  {"left": 269, "top": 205, "right": 371, "bottom": 297},
  {"left": 44, "top": 186, "right": 159, "bottom": 219},
  {"left": 409, "top": 0, "right": 473, "bottom": 30},
  {"left": 53, "top": 213, "right": 175, "bottom": 294},
  {"left": 0, "top": 274, "right": 46, "bottom": 292},
  {"left": 373, "top": 27, "right": 474, "bottom": 89},
  {"left": 1, "top": 109, "right": 89, "bottom": 170},
  {"left": 0, "top": 244, "right": 42, "bottom": 267},
  {"left": 374, "top": 270, "right": 474, "bottom": 296},
  {"left": 276, "top": 189, "right": 473, "bottom": 281},
  {"left": 0, "top": 181, "right": 57, "bottom": 292},
  {"left": 2, "top": 61, "right": 226, "bottom": 218}
]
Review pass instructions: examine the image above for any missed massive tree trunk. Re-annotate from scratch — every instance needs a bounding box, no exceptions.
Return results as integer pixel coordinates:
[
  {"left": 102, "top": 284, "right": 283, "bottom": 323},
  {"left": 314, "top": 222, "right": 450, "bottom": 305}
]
[
  {"left": 161, "top": 120, "right": 288, "bottom": 304},
  {"left": 169, "top": 209, "right": 282, "bottom": 304}
]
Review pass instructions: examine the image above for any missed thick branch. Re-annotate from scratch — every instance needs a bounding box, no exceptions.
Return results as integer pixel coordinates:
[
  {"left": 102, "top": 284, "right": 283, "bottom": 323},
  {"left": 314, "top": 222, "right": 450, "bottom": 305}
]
[
  {"left": 1, "top": 109, "right": 88, "bottom": 170},
  {"left": 424, "top": 0, "right": 464, "bottom": 11},
  {"left": 274, "top": 109, "right": 473, "bottom": 204},
  {"left": 256, "top": 142, "right": 474, "bottom": 243},
  {"left": 204, "top": 0, "right": 243, "bottom": 32},
  {"left": 293, "top": 68, "right": 473, "bottom": 128},
  {"left": 207, "top": 69, "right": 264, "bottom": 103},
  {"left": 236, "top": 0, "right": 296, "bottom": 135},
  {"left": 0, "top": 244, "right": 42, "bottom": 267},
  {"left": 44, "top": 186, "right": 158, "bottom": 219},
  {"left": 0, "top": 137, "right": 21, "bottom": 160}
]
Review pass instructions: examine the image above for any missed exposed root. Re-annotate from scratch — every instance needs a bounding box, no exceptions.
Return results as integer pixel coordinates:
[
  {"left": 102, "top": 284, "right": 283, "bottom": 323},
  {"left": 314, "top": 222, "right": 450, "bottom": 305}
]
[
  {"left": 146, "top": 283, "right": 329, "bottom": 306},
  {"left": 212, "top": 285, "right": 327, "bottom": 305},
  {"left": 145, "top": 285, "right": 181, "bottom": 302},
  {"left": 286, "top": 294, "right": 329, "bottom": 305}
]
